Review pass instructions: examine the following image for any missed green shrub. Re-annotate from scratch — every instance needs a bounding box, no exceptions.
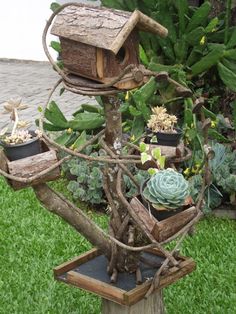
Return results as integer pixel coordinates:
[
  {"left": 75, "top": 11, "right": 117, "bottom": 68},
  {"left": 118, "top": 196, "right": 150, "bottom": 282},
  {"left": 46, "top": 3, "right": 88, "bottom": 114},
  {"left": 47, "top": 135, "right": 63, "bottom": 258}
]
[
  {"left": 188, "top": 142, "right": 236, "bottom": 212},
  {"left": 63, "top": 153, "right": 149, "bottom": 206}
]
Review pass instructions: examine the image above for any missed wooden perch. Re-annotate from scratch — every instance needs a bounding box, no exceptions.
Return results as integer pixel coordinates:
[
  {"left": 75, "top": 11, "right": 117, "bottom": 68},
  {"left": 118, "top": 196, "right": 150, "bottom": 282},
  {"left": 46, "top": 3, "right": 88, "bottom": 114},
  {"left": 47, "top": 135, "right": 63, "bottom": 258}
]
[{"left": 137, "top": 11, "right": 168, "bottom": 38}]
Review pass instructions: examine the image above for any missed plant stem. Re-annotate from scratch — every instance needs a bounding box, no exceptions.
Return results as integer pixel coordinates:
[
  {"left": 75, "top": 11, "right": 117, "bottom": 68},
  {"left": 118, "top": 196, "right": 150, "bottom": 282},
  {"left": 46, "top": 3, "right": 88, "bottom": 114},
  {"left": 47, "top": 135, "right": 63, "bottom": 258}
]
[
  {"left": 11, "top": 108, "right": 19, "bottom": 136},
  {"left": 225, "top": 0, "right": 232, "bottom": 44}
]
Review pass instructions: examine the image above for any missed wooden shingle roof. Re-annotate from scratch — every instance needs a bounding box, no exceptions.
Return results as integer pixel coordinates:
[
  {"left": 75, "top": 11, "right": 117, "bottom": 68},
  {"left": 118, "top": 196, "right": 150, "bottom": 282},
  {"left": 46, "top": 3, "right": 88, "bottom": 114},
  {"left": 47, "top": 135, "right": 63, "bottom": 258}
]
[{"left": 51, "top": 4, "right": 168, "bottom": 54}]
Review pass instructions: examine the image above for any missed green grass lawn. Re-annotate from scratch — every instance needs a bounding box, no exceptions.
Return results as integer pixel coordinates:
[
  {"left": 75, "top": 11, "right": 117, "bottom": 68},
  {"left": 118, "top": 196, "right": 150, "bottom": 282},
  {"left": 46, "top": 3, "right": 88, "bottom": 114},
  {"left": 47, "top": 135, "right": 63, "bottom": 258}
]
[{"left": 0, "top": 177, "right": 235, "bottom": 314}]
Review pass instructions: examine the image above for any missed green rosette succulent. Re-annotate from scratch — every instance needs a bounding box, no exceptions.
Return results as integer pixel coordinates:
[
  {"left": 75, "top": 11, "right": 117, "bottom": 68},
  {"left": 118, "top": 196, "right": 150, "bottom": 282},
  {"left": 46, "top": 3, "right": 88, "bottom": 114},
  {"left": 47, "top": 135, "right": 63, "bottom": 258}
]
[{"left": 143, "top": 169, "right": 189, "bottom": 210}]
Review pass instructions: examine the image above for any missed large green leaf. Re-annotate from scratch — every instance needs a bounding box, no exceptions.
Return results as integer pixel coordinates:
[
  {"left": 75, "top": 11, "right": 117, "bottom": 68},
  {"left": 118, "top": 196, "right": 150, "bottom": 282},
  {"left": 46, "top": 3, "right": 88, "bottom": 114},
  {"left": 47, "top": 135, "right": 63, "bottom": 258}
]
[
  {"left": 35, "top": 119, "right": 65, "bottom": 131},
  {"left": 132, "top": 77, "right": 157, "bottom": 104},
  {"left": 176, "top": 0, "right": 188, "bottom": 36},
  {"left": 50, "top": 2, "right": 61, "bottom": 12},
  {"left": 226, "top": 27, "right": 236, "bottom": 49},
  {"left": 217, "top": 62, "right": 236, "bottom": 92},
  {"left": 185, "top": 27, "right": 205, "bottom": 46},
  {"left": 72, "top": 131, "right": 87, "bottom": 150},
  {"left": 205, "top": 17, "right": 219, "bottom": 33},
  {"left": 101, "top": 0, "right": 127, "bottom": 10},
  {"left": 55, "top": 132, "right": 73, "bottom": 146},
  {"left": 48, "top": 101, "right": 67, "bottom": 122},
  {"left": 208, "top": 128, "right": 231, "bottom": 143},
  {"left": 129, "top": 106, "right": 141, "bottom": 117},
  {"left": 50, "top": 41, "right": 61, "bottom": 53},
  {"left": 68, "top": 112, "right": 105, "bottom": 131},
  {"left": 44, "top": 108, "right": 68, "bottom": 129},
  {"left": 191, "top": 45, "right": 224, "bottom": 76},
  {"left": 186, "top": 1, "right": 211, "bottom": 33},
  {"left": 131, "top": 116, "right": 145, "bottom": 139},
  {"left": 139, "top": 45, "right": 149, "bottom": 66}
]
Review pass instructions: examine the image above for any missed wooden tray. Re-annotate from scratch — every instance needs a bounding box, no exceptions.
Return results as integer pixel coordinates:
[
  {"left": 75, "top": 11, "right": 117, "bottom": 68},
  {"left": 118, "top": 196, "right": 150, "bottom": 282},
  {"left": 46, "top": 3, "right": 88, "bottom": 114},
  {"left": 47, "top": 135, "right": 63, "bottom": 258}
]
[
  {"left": 54, "top": 248, "right": 195, "bottom": 306},
  {"left": 0, "top": 140, "right": 60, "bottom": 190},
  {"left": 130, "top": 197, "right": 198, "bottom": 243}
]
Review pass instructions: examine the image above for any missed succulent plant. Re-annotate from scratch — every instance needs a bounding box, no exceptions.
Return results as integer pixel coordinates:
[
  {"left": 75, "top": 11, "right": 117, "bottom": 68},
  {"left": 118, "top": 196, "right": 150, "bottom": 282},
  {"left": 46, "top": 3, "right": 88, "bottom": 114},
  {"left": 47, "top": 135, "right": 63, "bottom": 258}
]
[
  {"left": 143, "top": 169, "right": 189, "bottom": 210},
  {"left": 147, "top": 106, "right": 177, "bottom": 133},
  {"left": 0, "top": 98, "right": 36, "bottom": 145},
  {"left": 3, "top": 130, "right": 34, "bottom": 145}
]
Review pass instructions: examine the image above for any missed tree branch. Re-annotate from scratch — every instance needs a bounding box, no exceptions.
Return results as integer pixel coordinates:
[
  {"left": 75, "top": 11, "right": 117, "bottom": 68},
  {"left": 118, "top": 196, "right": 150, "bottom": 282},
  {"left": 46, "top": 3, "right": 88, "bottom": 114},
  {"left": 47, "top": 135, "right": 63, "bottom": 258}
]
[{"left": 33, "top": 183, "right": 112, "bottom": 257}]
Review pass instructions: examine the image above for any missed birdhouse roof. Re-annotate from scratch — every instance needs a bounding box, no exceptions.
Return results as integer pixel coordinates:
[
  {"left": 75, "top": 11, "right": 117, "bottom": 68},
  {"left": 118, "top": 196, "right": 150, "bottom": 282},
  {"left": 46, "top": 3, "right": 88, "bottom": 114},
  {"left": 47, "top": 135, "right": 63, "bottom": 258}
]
[{"left": 51, "top": 4, "right": 168, "bottom": 54}]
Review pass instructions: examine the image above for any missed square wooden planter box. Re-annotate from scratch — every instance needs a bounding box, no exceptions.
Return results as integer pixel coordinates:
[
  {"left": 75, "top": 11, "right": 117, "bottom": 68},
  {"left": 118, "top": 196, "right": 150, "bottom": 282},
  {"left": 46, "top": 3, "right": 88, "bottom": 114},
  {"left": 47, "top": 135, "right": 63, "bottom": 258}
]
[
  {"left": 0, "top": 140, "right": 60, "bottom": 190},
  {"left": 130, "top": 197, "right": 198, "bottom": 243},
  {"left": 54, "top": 248, "right": 195, "bottom": 306}
]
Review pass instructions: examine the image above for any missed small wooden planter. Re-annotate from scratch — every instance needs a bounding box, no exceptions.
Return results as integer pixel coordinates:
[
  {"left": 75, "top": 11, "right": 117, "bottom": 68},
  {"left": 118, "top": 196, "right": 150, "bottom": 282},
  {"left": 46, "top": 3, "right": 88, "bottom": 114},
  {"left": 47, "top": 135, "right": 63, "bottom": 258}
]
[
  {"left": 130, "top": 197, "right": 198, "bottom": 243},
  {"left": 0, "top": 140, "right": 60, "bottom": 190},
  {"left": 54, "top": 248, "right": 195, "bottom": 306}
]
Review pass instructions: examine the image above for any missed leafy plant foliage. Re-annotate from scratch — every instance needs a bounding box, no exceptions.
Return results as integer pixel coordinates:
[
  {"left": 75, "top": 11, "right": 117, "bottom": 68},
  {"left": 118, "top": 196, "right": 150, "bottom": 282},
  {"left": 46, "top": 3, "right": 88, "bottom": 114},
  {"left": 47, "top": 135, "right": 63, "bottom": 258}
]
[
  {"left": 101, "top": 1, "right": 236, "bottom": 92},
  {"left": 62, "top": 148, "right": 148, "bottom": 206},
  {"left": 189, "top": 142, "right": 236, "bottom": 212}
]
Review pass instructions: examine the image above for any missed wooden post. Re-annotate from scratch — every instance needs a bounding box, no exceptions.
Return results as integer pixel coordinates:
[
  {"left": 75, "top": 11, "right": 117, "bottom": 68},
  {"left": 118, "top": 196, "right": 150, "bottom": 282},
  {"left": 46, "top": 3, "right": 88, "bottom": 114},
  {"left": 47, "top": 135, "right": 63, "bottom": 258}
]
[
  {"left": 102, "top": 95, "right": 140, "bottom": 273},
  {"left": 102, "top": 290, "right": 165, "bottom": 314}
]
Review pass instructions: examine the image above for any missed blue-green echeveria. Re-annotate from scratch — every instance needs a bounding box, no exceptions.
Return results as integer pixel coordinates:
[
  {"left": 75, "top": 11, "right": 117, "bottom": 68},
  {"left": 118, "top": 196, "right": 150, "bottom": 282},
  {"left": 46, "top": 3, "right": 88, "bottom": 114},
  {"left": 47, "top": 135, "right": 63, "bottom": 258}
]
[{"left": 143, "top": 169, "right": 189, "bottom": 209}]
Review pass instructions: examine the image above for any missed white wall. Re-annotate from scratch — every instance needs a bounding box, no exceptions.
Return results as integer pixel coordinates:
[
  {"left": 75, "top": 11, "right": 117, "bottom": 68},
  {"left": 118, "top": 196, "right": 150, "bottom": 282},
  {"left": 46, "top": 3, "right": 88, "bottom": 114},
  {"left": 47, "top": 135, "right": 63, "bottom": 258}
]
[
  {"left": 0, "top": 0, "right": 55, "bottom": 61},
  {"left": 0, "top": 0, "right": 100, "bottom": 61}
]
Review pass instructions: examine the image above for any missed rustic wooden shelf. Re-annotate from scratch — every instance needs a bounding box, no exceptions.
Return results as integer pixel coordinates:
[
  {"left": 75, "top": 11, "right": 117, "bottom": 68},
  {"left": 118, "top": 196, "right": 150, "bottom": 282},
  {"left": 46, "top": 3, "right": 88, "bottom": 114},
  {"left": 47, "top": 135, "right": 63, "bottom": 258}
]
[
  {"left": 0, "top": 140, "right": 60, "bottom": 190},
  {"left": 54, "top": 248, "right": 195, "bottom": 306}
]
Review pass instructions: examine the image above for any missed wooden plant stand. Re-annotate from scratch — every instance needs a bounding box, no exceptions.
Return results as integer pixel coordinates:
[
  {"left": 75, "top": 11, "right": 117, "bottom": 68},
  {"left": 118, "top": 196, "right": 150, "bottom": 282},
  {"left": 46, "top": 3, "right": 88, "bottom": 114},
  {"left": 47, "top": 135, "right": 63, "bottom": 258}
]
[
  {"left": 0, "top": 140, "right": 60, "bottom": 190},
  {"left": 54, "top": 248, "right": 195, "bottom": 309},
  {"left": 102, "top": 290, "right": 164, "bottom": 314}
]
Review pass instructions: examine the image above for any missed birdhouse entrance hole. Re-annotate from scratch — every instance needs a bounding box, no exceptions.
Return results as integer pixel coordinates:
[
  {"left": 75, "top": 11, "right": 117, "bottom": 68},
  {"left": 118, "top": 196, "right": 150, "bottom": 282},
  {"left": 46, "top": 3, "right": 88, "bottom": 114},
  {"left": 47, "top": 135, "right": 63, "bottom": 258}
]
[{"left": 116, "top": 46, "right": 128, "bottom": 65}]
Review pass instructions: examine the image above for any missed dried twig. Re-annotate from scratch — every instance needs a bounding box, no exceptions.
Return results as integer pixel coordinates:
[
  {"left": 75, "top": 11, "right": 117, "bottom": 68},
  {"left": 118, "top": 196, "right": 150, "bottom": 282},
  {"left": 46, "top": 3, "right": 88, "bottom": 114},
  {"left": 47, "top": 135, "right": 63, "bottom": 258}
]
[
  {"left": 116, "top": 169, "right": 178, "bottom": 266},
  {"left": 136, "top": 267, "right": 142, "bottom": 284},
  {"left": 128, "top": 225, "right": 135, "bottom": 245},
  {"left": 116, "top": 214, "right": 130, "bottom": 240},
  {"left": 103, "top": 169, "right": 122, "bottom": 228},
  {"left": 42, "top": 132, "right": 141, "bottom": 165},
  {"left": 41, "top": 184, "right": 164, "bottom": 253},
  {"left": 100, "top": 137, "right": 140, "bottom": 187},
  {"left": 110, "top": 268, "right": 118, "bottom": 283}
]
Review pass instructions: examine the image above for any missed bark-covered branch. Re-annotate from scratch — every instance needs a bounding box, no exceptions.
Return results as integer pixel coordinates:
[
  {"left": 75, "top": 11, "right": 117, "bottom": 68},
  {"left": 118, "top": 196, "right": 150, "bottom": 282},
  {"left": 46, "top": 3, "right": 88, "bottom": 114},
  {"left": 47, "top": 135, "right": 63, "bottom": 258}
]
[{"left": 33, "top": 183, "right": 112, "bottom": 257}]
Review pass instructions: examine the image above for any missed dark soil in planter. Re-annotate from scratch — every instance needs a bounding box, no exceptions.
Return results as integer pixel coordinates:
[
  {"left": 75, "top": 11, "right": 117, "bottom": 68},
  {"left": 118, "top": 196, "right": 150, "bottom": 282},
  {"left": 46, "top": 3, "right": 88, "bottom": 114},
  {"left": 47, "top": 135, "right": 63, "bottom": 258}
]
[
  {"left": 145, "top": 128, "right": 182, "bottom": 147},
  {"left": 0, "top": 131, "right": 41, "bottom": 161},
  {"left": 140, "top": 195, "right": 184, "bottom": 221}
]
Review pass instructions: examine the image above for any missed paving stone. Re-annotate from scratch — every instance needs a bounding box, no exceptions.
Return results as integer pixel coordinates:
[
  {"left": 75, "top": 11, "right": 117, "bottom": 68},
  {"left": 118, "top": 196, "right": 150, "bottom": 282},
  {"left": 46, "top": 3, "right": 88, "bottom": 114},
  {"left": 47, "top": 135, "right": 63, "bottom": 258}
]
[{"left": 0, "top": 59, "right": 97, "bottom": 129}]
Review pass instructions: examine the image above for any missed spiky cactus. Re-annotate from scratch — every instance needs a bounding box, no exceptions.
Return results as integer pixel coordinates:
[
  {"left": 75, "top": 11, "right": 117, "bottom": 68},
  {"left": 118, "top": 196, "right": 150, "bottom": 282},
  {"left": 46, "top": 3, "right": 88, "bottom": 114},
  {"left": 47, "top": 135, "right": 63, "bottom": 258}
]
[{"left": 143, "top": 169, "right": 189, "bottom": 210}]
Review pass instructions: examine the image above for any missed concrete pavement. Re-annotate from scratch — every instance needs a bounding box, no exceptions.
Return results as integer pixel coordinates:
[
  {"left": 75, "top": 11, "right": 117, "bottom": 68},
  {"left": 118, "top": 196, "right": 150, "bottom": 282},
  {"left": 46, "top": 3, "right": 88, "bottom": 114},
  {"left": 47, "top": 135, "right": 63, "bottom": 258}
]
[{"left": 0, "top": 59, "right": 97, "bottom": 129}]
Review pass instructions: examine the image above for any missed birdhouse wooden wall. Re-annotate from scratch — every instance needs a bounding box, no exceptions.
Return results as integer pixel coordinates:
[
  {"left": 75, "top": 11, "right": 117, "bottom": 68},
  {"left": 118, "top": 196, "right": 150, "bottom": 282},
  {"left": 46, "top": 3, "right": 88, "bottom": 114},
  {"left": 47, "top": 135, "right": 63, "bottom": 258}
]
[
  {"left": 101, "top": 30, "right": 139, "bottom": 81},
  {"left": 60, "top": 30, "right": 139, "bottom": 83}
]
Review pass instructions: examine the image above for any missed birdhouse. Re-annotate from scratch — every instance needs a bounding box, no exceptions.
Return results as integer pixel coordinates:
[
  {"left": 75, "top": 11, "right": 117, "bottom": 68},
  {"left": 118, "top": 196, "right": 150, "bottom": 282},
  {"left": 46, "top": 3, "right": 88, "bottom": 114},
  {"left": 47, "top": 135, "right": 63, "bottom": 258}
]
[{"left": 51, "top": 5, "right": 168, "bottom": 89}]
